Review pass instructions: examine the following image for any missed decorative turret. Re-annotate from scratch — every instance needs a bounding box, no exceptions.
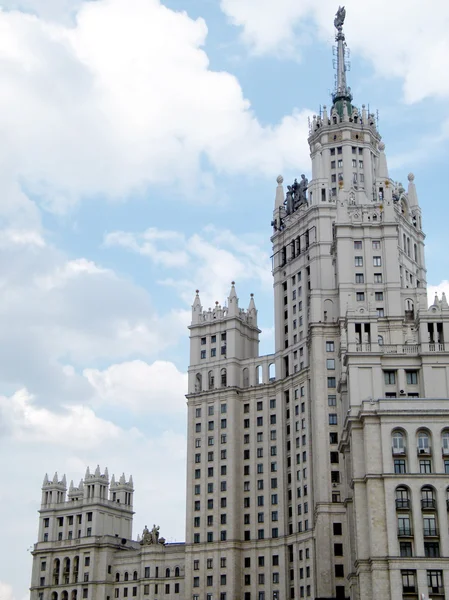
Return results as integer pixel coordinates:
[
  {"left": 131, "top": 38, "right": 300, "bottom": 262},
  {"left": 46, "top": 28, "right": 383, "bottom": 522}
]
[
  {"left": 377, "top": 142, "right": 389, "bottom": 180},
  {"left": 228, "top": 282, "right": 239, "bottom": 317},
  {"left": 191, "top": 290, "right": 203, "bottom": 325},
  {"left": 109, "top": 472, "right": 134, "bottom": 507},
  {"left": 83, "top": 465, "right": 110, "bottom": 501},
  {"left": 247, "top": 293, "right": 257, "bottom": 326},
  {"left": 407, "top": 173, "right": 419, "bottom": 207},
  {"left": 41, "top": 471, "right": 67, "bottom": 506},
  {"left": 67, "top": 478, "right": 84, "bottom": 501}
]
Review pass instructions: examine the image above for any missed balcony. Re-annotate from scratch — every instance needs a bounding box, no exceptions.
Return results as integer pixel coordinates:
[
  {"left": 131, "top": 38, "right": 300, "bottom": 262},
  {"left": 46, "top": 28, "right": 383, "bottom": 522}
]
[
  {"left": 382, "top": 344, "right": 418, "bottom": 355},
  {"left": 428, "top": 343, "right": 446, "bottom": 352},
  {"left": 421, "top": 499, "right": 436, "bottom": 510},
  {"left": 417, "top": 446, "right": 432, "bottom": 456},
  {"left": 392, "top": 446, "right": 406, "bottom": 456},
  {"left": 429, "top": 588, "right": 444, "bottom": 596},
  {"left": 398, "top": 527, "right": 413, "bottom": 537},
  {"left": 423, "top": 528, "right": 439, "bottom": 538},
  {"left": 396, "top": 499, "right": 411, "bottom": 510}
]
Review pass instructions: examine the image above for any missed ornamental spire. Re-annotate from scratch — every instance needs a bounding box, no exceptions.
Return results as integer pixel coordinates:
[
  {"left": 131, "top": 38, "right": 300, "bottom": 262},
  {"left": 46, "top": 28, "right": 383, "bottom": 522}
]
[{"left": 332, "top": 6, "right": 352, "bottom": 108}]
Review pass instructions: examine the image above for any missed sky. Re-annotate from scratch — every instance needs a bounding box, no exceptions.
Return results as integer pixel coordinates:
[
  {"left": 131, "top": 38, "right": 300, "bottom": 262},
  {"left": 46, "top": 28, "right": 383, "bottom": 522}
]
[{"left": 1, "top": 0, "right": 449, "bottom": 597}]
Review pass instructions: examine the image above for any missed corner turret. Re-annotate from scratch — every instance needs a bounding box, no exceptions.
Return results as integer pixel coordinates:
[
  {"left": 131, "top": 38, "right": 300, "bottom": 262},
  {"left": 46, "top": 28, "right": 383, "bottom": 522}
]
[
  {"left": 191, "top": 290, "right": 203, "bottom": 325},
  {"left": 109, "top": 472, "right": 134, "bottom": 507},
  {"left": 41, "top": 471, "right": 67, "bottom": 506},
  {"left": 228, "top": 282, "right": 239, "bottom": 317}
]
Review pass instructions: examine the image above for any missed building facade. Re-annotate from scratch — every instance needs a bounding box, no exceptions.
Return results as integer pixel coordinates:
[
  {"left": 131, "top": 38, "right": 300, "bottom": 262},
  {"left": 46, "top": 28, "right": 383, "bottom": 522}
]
[{"left": 30, "top": 8, "right": 449, "bottom": 600}]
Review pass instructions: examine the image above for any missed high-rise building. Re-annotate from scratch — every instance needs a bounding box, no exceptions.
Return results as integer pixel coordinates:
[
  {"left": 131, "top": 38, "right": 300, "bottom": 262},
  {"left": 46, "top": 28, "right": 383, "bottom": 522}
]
[{"left": 30, "top": 8, "right": 449, "bottom": 600}]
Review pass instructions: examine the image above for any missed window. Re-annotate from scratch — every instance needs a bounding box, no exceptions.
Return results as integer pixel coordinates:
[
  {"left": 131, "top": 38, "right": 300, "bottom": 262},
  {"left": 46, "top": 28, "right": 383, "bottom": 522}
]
[
  {"left": 329, "top": 414, "right": 337, "bottom": 425},
  {"left": 427, "top": 570, "right": 443, "bottom": 594},
  {"left": 377, "top": 308, "right": 384, "bottom": 317},
  {"left": 331, "top": 471, "right": 340, "bottom": 483},
  {"left": 354, "top": 241, "right": 362, "bottom": 249},
  {"left": 334, "top": 544, "right": 343, "bottom": 556},
  {"left": 355, "top": 273, "right": 364, "bottom": 283},
  {"left": 356, "top": 292, "right": 365, "bottom": 302},
  {"left": 399, "top": 541, "right": 413, "bottom": 557},
  {"left": 394, "top": 459, "right": 407, "bottom": 474},
  {"left": 372, "top": 240, "right": 380, "bottom": 249},
  {"left": 406, "top": 371, "right": 418, "bottom": 385},
  {"left": 392, "top": 431, "right": 405, "bottom": 453},
  {"left": 326, "top": 359, "right": 335, "bottom": 370},
  {"left": 420, "top": 459, "right": 432, "bottom": 474},
  {"left": 374, "top": 273, "right": 382, "bottom": 283},
  {"left": 401, "top": 571, "right": 416, "bottom": 593},
  {"left": 327, "top": 377, "right": 336, "bottom": 388},
  {"left": 328, "top": 395, "right": 336, "bottom": 406},
  {"left": 201, "top": 350, "right": 206, "bottom": 359},
  {"left": 355, "top": 256, "right": 363, "bottom": 266},
  {"left": 375, "top": 292, "right": 383, "bottom": 301},
  {"left": 326, "top": 341, "right": 334, "bottom": 352},
  {"left": 424, "top": 541, "right": 440, "bottom": 557},
  {"left": 373, "top": 256, "right": 382, "bottom": 266},
  {"left": 384, "top": 371, "right": 396, "bottom": 385},
  {"left": 333, "top": 522, "right": 342, "bottom": 535}
]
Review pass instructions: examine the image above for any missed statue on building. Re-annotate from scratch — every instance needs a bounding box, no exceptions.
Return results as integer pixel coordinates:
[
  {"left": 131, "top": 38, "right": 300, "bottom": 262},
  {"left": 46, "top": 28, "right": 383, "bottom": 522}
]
[
  {"left": 334, "top": 6, "right": 346, "bottom": 30},
  {"left": 140, "top": 524, "right": 161, "bottom": 545},
  {"left": 285, "top": 175, "right": 309, "bottom": 214},
  {"left": 141, "top": 525, "right": 152, "bottom": 545},
  {"left": 151, "top": 524, "right": 160, "bottom": 543},
  {"left": 285, "top": 186, "right": 294, "bottom": 214},
  {"left": 295, "top": 174, "right": 308, "bottom": 208}
]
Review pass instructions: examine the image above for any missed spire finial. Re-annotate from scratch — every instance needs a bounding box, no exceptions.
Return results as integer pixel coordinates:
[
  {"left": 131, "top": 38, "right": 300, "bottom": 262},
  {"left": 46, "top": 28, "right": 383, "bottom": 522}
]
[{"left": 332, "top": 6, "right": 352, "bottom": 109}]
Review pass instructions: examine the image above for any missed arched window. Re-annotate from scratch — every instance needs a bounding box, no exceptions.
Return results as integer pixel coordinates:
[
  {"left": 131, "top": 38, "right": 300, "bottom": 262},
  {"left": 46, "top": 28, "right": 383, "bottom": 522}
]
[
  {"left": 208, "top": 370, "right": 214, "bottom": 390},
  {"left": 124, "top": 572, "right": 129, "bottom": 581},
  {"left": 221, "top": 368, "right": 227, "bottom": 388},
  {"left": 256, "top": 365, "right": 263, "bottom": 385},
  {"left": 53, "top": 559, "right": 60, "bottom": 572},
  {"left": 133, "top": 571, "right": 138, "bottom": 580},
  {"left": 395, "top": 486, "right": 410, "bottom": 509},
  {"left": 116, "top": 573, "right": 120, "bottom": 582},
  {"left": 418, "top": 431, "right": 431, "bottom": 454},
  {"left": 51, "top": 594, "right": 58, "bottom": 600},
  {"left": 166, "top": 568, "right": 170, "bottom": 578},
  {"left": 195, "top": 373, "right": 202, "bottom": 393},
  {"left": 71, "top": 591, "right": 77, "bottom": 600},
  {"left": 442, "top": 430, "right": 449, "bottom": 455},
  {"left": 269, "top": 363, "right": 276, "bottom": 382},
  {"left": 243, "top": 368, "right": 249, "bottom": 388},
  {"left": 175, "top": 567, "right": 180, "bottom": 577},
  {"left": 378, "top": 335, "right": 384, "bottom": 346},
  {"left": 62, "top": 592, "right": 68, "bottom": 600},
  {"left": 421, "top": 486, "right": 436, "bottom": 510},
  {"left": 392, "top": 430, "right": 406, "bottom": 454}
]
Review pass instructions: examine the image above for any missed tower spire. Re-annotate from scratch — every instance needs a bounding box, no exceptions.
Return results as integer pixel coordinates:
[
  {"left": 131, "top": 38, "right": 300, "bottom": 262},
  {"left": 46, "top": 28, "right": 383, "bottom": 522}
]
[{"left": 332, "top": 7, "right": 352, "bottom": 110}]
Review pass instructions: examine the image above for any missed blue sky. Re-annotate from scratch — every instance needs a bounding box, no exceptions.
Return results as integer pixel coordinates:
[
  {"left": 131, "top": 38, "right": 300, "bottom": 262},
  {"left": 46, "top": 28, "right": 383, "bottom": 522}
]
[{"left": 1, "top": 1, "right": 449, "bottom": 598}]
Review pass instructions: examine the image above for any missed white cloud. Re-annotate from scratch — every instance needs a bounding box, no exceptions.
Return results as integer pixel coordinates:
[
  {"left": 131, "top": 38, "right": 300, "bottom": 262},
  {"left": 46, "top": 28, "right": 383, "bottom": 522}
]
[
  {"left": 84, "top": 360, "right": 188, "bottom": 414},
  {"left": 104, "top": 224, "right": 272, "bottom": 309},
  {"left": 0, "top": 0, "right": 312, "bottom": 217},
  {"left": 0, "top": 388, "right": 137, "bottom": 448},
  {"left": 220, "top": 0, "right": 449, "bottom": 103},
  {"left": 0, "top": 582, "right": 15, "bottom": 600},
  {"left": 0, "top": 226, "right": 191, "bottom": 409}
]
